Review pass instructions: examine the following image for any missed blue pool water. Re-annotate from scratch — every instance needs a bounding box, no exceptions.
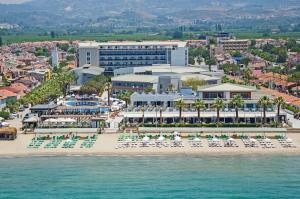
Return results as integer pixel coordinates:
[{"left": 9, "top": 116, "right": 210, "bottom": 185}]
[{"left": 0, "top": 156, "right": 300, "bottom": 199}]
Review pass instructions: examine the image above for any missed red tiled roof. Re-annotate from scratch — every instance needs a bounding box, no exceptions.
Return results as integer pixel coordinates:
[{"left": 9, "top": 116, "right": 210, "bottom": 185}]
[{"left": 0, "top": 89, "right": 18, "bottom": 97}]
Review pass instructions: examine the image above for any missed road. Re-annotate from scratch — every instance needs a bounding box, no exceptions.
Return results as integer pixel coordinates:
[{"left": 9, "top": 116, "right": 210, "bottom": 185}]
[{"left": 6, "top": 108, "right": 30, "bottom": 133}]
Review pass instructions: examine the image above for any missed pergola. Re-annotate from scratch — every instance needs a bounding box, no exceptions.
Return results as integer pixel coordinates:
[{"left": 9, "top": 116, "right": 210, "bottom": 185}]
[
  {"left": 33, "top": 128, "right": 99, "bottom": 134},
  {"left": 138, "top": 127, "right": 287, "bottom": 134}
]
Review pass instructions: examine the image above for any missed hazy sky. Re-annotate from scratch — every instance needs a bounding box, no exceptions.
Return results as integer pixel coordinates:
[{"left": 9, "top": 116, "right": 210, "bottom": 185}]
[{"left": 0, "top": 0, "right": 30, "bottom": 4}]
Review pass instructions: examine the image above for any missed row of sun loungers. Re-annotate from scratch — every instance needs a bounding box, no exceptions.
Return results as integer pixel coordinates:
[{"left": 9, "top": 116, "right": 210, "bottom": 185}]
[
  {"left": 80, "top": 135, "right": 98, "bottom": 149},
  {"left": 28, "top": 137, "right": 45, "bottom": 149},
  {"left": 116, "top": 134, "right": 297, "bottom": 149},
  {"left": 28, "top": 135, "right": 98, "bottom": 149},
  {"left": 62, "top": 136, "right": 80, "bottom": 149}
]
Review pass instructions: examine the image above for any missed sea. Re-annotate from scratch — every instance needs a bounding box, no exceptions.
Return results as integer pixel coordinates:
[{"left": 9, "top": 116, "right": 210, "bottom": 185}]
[{"left": 0, "top": 155, "right": 300, "bottom": 199}]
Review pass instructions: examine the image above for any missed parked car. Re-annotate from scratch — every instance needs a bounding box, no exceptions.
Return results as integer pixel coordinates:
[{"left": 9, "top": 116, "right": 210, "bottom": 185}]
[
  {"left": 23, "top": 113, "right": 30, "bottom": 121},
  {"left": 9, "top": 113, "right": 18, "bottom": 119},
  {"left": 19, "top": 106, "right": 25, "bottom": 112}
]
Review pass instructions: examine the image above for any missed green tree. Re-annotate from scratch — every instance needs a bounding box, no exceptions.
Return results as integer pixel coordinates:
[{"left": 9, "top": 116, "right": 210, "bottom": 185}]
[
  {"left": 80, "top": 75, "right": 109, "bottom": 95},
  {"left": 144, "top": 87, "right": 155, "bottom": 93},
  {"left": 194, "top": 99, "right": 205, "bottom": 123},
  {"left": 106, "top": 82, "right": 112, "bottom": 107},
  {"left": 240, "top": 58, "right": 251, "bottom": 66},
  {"left": 258, "top": 96, "right": 272, "bottom": 125},
  {"left": 229, "top": 94, "right": 244, "bottom": 123},
  {"left": 242, "top": 68, "right": 252, "bottom": 82},
  {"left": 173, "top": 31, "right": 183, "bottom": 39},
  {"left": 183, "top": 78, "right": 206, "bottom": 91},
  {"left": 175, "top": 99, "right": 185, "bottom": 123},
  {"left": 141, "top": 106, "right": 145, "bottom": 125},
  {"left": 213, "top": 98, "right": 225, "bottom": 125},
  {"left": 288, "top": 72, "right": 300, "bottom": 97},
  {"left": 50, "top": 31, "right": 56, "bottom": 39},
  {"left": 273, "top": 96, "right": 285, "bottom": 123},
  {"left": 117, "top": 91, "right": 133, "bottom": 108}
]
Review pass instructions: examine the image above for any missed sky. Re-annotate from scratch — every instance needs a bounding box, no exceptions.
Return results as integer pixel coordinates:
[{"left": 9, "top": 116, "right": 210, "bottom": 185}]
[{"left": 0, "top": 0, "right": 30, "bottom": 4}]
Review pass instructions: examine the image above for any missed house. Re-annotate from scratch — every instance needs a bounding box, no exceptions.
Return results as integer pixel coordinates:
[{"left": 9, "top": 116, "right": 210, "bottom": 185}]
[{"left": 0, "top": 89, "right": 18, "bottom": 108}]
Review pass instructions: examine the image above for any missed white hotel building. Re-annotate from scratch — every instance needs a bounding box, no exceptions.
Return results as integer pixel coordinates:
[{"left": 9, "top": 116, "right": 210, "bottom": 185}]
[{"left": 77, "top": 41, "right": 189, "bottom": 74}]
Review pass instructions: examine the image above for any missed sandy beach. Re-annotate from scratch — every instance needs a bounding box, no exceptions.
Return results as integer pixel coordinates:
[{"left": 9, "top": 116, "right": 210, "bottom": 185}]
[{"left": 0, "top": 133, "right": 300, "bottom": 157}]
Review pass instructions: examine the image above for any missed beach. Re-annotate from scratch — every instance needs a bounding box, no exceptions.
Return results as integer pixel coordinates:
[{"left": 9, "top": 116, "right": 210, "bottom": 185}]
[{"left": 1, "top": 133, "right": 300, "bottom": 157}]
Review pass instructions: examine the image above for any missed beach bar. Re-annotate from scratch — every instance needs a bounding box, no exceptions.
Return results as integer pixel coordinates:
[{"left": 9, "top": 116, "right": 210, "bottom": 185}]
[{"left": 0, "top": 127, "right": 17, "bottom": 140}]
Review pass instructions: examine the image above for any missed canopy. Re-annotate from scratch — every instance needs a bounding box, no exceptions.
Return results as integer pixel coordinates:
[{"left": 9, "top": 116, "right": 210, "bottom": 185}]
[
  {"left": 34, "top": 128, "right": 99, "bottom": 134},
  {"left": 139, "top": 127, "right": 287, "bottom": 133},
  {"left": 24, "top": 117, "right": 38, "bottom": 123}
]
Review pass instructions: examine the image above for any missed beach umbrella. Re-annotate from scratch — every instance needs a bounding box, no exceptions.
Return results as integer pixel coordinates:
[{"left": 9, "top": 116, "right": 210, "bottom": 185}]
[
  {"left": 193, "top": 137, "right": 201, "bottom": 142},
  {"left": 158, "top": 136, "right": 165, "bottom": 141},
  {"left": 125, "top": 138, "right": 132, "bottom": 142},
  {"left": 212, "top": 137, "right": 219, "bottom": 142},
  {"left": 143, "top": 136, "right": 150, "bottom": 142},
  {"left": 250, "top": 138, "right": 257, "bottom": 142},
  {"left": 228, "top": 138, "right": 235, "bottom": 141},
  {"left": 286, "top": 138, "right": 293, "bottom": 143},
  {"left": 175, "top": 136, "right": 181, "bottom": 142},
  {"left": 265, "top": 138, "right": 271, "bottom": 142}
]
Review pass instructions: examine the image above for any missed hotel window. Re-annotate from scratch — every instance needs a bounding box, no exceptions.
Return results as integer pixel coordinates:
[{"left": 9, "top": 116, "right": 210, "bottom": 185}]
[{"left": 86, "top": 52, "right": 91, "bottom": 64}]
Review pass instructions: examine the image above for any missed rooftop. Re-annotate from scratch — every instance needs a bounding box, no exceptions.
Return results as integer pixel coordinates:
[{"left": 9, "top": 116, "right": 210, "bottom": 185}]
[
  {"left": 79, "top": 41, "right": 187, "bottom": 48},
  {"left": 112, "top": 74, "right": 159, "bottom": 83},
  {"left": 71, "top": 65, "right": 105, "bottom": 76},
  {"left": 30, "top": 104, "right": 58, "bottom": 110},
  {"left": 198, "top": 83, "right": 256, "bottom": 92}
]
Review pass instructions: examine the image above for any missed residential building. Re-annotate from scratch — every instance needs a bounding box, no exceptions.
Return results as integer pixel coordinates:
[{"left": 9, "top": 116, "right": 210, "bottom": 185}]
[
  {"left": 219, "top": 40, "right": 250, "bottom": 52},
  {"left": 27, "top": 68, "right": 52, "bottom": 82},
  {"left": 0, "top": 89, "right": 18, "bottom": 108},
  {"left": 77, "top": 41, "right": 189, "bottom": 74}
]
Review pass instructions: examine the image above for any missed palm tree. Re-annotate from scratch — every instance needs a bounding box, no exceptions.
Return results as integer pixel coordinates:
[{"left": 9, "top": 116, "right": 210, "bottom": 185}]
[
  {"left": 273, "top": 96, "right": 285, "bottom": 122},
  {"left": 242, "top": 68, "right": 252, "bottom": 83},
  {"left": 175, "top": 99, "right": 185, "bottom": 123},
  {"left": 106, "top": 82, "right": 112, "bottom": 107},
  {"left": 141, "top": 106, "right": 145, "bottom": 125},
  {"left": 230, "top": 94, "right": 244, "bottom": 123},
  {"left": 194, "top": 99, "right": 205, "bottom": 123},
  {"left": 258, "top": 96, "right": 272, "bottom": 125},
  {"left": 118, "top": 91, "right": 132, "bottom": 108},
  {"left": 213, "top": 98, "right": 225, "bottom": 125}
]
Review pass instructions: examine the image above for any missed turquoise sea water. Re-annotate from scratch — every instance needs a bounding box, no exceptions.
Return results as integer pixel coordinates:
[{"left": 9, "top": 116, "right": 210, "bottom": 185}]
[{"left": 0, "top": 156, "right": 300, "bottom": 199}]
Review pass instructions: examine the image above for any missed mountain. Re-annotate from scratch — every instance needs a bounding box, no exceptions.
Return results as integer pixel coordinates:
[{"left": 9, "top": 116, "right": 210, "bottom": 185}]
[{"left": 0, "top": 0, "right": 300, "bottom": 31}]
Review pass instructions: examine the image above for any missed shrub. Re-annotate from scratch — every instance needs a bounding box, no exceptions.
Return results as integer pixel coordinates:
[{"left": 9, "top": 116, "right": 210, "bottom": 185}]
[{"left": 0, "top": 111, "right": 10, "bottom": 119}]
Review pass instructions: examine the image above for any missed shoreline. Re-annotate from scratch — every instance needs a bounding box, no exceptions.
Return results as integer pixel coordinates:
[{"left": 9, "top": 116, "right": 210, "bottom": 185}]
[
  {"left": 1, "top": 133, "right": 300, "bottom": 158},
  {"left": 0, "top": 151, "right": 300, "bottom": 158},
  {"left": 1, "top": 149, "right": 300, "bottom": 158}
]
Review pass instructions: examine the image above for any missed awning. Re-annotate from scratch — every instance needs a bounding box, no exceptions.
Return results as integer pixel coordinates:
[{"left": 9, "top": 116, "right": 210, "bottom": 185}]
[
  {"left": 34, "top": 128, "right": 99, "bottom": 134},
  {"left": 139, "top": 127, "right": 287, "bottom": 133}
]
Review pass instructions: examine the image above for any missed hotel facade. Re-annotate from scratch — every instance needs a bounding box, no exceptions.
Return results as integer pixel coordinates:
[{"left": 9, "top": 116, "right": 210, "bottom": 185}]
[
  {"left": 123, "top": 83, "right": 286, "bottom": 124},
  {"left": 77, "top": 41, "right": 189, "bottom": 74}
]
